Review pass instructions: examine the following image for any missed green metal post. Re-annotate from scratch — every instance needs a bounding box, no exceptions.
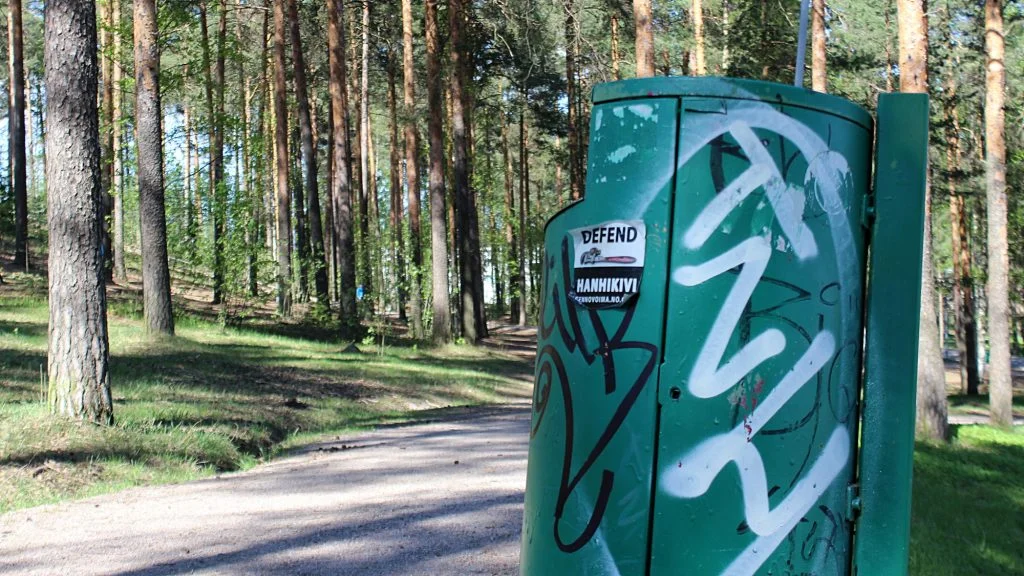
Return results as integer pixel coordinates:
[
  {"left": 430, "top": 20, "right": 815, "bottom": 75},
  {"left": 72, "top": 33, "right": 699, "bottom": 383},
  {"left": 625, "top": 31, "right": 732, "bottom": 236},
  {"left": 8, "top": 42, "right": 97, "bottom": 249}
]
[{"left": 853, "top": 93, "right": 929, "bottom": 576}]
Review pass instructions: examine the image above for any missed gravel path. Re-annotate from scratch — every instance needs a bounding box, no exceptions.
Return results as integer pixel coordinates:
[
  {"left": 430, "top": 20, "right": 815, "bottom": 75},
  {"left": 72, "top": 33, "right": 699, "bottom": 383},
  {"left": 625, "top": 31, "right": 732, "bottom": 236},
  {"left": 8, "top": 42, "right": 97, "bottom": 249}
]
[{"left": 0, "top": 404, "right": 531, "bottom": 576}]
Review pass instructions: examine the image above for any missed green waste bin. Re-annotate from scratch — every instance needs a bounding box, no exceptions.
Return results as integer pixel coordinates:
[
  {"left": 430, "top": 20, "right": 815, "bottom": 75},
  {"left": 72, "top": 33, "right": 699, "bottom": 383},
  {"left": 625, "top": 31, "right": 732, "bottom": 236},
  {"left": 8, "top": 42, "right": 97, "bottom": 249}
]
[{"left": 521, "top": 77, "right": 928, "bottom": 576}]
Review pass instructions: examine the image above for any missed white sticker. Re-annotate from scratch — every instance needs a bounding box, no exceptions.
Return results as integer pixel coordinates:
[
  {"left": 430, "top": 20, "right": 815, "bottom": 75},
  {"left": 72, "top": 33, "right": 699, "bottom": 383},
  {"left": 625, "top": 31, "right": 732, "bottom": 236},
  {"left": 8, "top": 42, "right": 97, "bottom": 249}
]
[{"left": 568, "top": 220, "right": 646, "bottom": 309}]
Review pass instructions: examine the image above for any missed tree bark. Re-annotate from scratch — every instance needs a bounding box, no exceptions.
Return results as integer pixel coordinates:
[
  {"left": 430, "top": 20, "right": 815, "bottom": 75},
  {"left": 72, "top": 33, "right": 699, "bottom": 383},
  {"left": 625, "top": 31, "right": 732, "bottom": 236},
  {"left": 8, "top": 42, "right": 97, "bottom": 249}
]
[
  {"left": 502, "top": 111, "right": 520, "bottom": 322},
  {"left": 211, "top": 1, "right": 228, "bottom": 303},
  {"left": 450, "top": 0, "right": 483, "bottom": 343},
  {"left": 272, "top": 0, "right": 293, "bottom": 316},
  {"left": 721, "top": 0, "right": 730, "bottom": 74},
  {"left": 692, "top": 0, "right": 706, "bottom": 76},
  {"left": 388, "top": 60, "right": 408, "bottom": 322},
  {"left": 134, "top": 0, "right": 174, "bottom": 334},
  {"left": 251, "top": 7, "right": 270, "bottom": 297},
  {"left": 984, "top": 0, "right": 1011, "bottom": 427},
  {"left": 326, "top": 94, "right": 337, "bottom": 300},
  {"left": 898, "top": 0, "right": 946, "bottom": 440},
  {"left": 292, "top": 115, "right": 310, "bottom": 302},
  {"left": 518, "top": 100, "right": 528, "bottom": 327},
  {"left": 610, "top": 12, "right": 621, "bottom": 80},
  {"left": 26, "top": 77, "right": 34, "bottom": 199},
  {"left": 287, "top": 0, "right": 328, "bottom": 304},
  {"left": 355, "top": 0, "right": 372, "bottom": 314},
  {"left": 328, "top": 0, "right": 357, "bottom": 322},
  {"left": 564, "top": 0, "right": 581, "bottom": 201},
  {"left": 97, "top": 0, "right": 113, "bottom": 278},
  {"left": 45, "top": 0, "right": 113, "bottom": 424},
  {"left": 184, "top": 101, "right": 195, "bottom": 242},
  {"left": 884, "top": 4, "right": 894, "bottom": 92},
  {"left": 633, "top": 0, "right": 654, "bottom": 77},
  {"left": 812, "top": 0, "right": 826, "bottom": 92},
  {"left": 238, "top": 2, "right": 259, "bottom": 298},
  {"left": 402, "top": 0, "right": 424, "bottom": 338},
  {"left": 112, "top": 0, "right": 126, "bottom": 283},
  {"left": 199, "top": 4, "right": 217, "bottom": 298},
  {"left": 9, "top": 0, "right": 28, "bottom": 268},
  {"left": 945, "top": 75, "right": 980, "bottom": 396},
  {"left": 425, "top": 0, "right": 451, "bottom": 342}
]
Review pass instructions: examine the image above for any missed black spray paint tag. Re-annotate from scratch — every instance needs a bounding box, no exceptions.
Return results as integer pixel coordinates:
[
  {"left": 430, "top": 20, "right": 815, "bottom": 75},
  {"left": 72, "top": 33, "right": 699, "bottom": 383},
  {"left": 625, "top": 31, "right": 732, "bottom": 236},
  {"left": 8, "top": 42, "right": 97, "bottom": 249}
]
[{"left": 567, "top": 219, "right": 646, "bottom": 309}]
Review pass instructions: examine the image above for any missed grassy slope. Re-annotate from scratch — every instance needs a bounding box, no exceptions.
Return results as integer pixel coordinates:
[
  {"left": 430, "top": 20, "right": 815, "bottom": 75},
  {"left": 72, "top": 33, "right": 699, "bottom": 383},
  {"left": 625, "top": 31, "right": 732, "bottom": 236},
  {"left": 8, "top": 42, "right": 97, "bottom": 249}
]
[
  {"left": 0, "top": 293, "right": 532, "bottom": 513},
  {"left": 910, "top": 426, "right": 1024, "bottom": 575}
]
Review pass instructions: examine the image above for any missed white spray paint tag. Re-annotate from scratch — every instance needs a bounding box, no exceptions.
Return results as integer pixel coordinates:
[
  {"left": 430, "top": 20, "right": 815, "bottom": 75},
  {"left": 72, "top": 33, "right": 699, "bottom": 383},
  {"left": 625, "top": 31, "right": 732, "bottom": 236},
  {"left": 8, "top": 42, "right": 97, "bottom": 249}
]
[{"left": 568, "top": 219, "right": 646, "bottom": 309}]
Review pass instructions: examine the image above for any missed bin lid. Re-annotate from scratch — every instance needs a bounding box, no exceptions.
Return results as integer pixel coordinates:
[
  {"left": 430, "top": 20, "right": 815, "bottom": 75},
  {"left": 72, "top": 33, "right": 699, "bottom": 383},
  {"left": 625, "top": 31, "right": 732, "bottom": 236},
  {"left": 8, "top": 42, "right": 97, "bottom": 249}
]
[{"left": 592, "top": 77, "right": 873, "bottom": 132}]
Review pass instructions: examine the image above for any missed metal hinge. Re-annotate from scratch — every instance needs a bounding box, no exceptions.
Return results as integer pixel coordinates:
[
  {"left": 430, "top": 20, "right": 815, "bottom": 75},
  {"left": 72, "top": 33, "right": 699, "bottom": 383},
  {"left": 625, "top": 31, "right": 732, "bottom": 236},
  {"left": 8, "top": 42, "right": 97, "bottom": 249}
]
[
  {"left": 861, "top": 192, "right": 876, "bottom": 229},
  {"left": 847, "top": 483, "right": 862, "bottom": 519}
]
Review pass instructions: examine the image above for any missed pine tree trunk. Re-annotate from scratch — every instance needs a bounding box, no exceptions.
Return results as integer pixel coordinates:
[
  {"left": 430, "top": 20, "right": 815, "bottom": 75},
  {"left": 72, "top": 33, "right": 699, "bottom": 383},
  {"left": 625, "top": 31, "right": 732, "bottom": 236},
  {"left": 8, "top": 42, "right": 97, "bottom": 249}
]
[
  {"left": 388, "top": 61, "right": 408, "bottom": 322},
  {"left": 502, "top": 111, "right": 520, "bottom": 322},
  {"left": 760, "top": 0, "right": 769, "bottom": 78},
  {"left": 564, "top": 0, "right": 581, "bottom": 201},
  {"left": 328, "top": 0, "right": 357, "bottom": 323},
  {"left": 9, "top": 0, "right": 28, "bottom": 268},
  {"left": 199, "top": 4, "right": 216, "bottom": 288},
  {"left": 465, "top": 77, "right": 487, "bottom": 339},
  {"left": 134, "top": 0, "right": 174, "bottom": 334},
  {"left": 450, "top": 0, "right": 483, "bottom": 343},
  {"left": 97, "top": 0, "right": 113, "bottom": 278},
  {"left": 402, "top": 0, "right": 424, "bottom": 338},
  {"left": 425, "top": 0, "right": 451, "bottom": 342},
  {"left": 272, "top": 0, "right": 293, "bottom": 316},
  {"left": 26, "top": 79, "right": 34, "bottom": 198},
  {"left": 554, "top": 136, "right": 564, "bottom": 203},
  {"left": 292, "top": 119, "right": 310, "bottom": 302},
  {"left": 692, "top": 0, "right": 706, "bottom": 76},
  {"left": 211, "top": 1, "right": 228, "bottom": 304},
  {"left": 446, "top": 86, "right": 458, "bottom": 327},
  {"left": 984, "top": 0, "right": 1011, "bottom": 427},
  {"left": 284, "top": 0, "right": 327, "bottom": 306},
  {"left": 238, "top": 2, "right": 258, "bottom": 298},
  {"left": 45, "top": 0, "right": 113, "bottom": 424},
  {"left": 633, "top": 0, "right": 654, "bottom": 77},
  {"left": 945, "top": 83, "right": 980, "bottom": 395},
  {"left": 326, "top": 92, "right": 337, "bottom": 300},
  {"left": 112, "top": 0, "right": 126, "bottom": 283},
  {"left": 610, "top": 12, "right": 620, "bottom": 80},
  {"left": 252, "top": 7, "right": 270, "bottom": 297},
  {"left": 898, "top": 0, "right": 946, "bottom": 440},
  {"left": 357, "top": 0, "right": 372, "bottom": 314},
  {"left": 721, "top": 0, "right": 730, "bottom": 74},
  {"left": 518, "top": 102, "right": 528, "bottom": 327},
  {"left": 368, "top": 117, "right": 384, "bottom": 313},
  {"left": 812, "top": 0, "right": 826, "bottom": 92},
  {"left": 184, "top": 101, "right": 195, "bottom": 244},
  {"left": 884, "top": 4, "right": 894, "bottom": 92}
]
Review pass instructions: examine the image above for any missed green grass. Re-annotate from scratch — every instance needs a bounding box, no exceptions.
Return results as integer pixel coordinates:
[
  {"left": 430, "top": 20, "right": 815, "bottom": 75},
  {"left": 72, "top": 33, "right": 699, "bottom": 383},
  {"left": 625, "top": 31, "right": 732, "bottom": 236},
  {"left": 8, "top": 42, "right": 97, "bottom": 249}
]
[
  {"left": 0, "top": 293, "right": 532, "bottom": 513},
  {"left": 911, "top": 426, "right": 1024, "bottom": 575}
]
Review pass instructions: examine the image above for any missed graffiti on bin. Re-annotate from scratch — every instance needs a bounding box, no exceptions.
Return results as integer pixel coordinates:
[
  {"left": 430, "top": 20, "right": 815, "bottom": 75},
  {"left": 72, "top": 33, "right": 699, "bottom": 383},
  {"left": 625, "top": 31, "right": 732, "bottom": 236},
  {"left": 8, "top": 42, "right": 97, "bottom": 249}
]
[{"left": 659, "top": 102, "right": 860, "bottom": 575}]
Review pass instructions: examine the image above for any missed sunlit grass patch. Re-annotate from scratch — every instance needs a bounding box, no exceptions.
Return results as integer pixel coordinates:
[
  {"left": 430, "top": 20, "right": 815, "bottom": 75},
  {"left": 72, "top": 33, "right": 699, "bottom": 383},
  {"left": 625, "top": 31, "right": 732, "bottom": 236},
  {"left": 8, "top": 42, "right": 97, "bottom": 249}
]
[{"left": 910, "top": 426, "right": 1024, "bottom": 575}]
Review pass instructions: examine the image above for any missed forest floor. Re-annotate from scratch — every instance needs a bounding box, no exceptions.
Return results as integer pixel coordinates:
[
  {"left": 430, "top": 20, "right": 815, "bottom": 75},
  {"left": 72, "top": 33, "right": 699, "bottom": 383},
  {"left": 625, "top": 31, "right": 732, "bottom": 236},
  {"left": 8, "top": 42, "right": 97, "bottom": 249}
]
[{"left": 0, "top": 264, "right": 536, "bottom": 515}]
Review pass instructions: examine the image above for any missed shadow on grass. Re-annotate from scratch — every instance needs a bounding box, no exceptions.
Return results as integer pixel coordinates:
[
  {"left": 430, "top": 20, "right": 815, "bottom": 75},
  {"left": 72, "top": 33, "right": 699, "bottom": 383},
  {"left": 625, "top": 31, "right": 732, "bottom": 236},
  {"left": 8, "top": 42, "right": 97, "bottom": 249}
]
[
  {"left": 911, "top": 428, "right": 1024, "bottom": 575},
  {"left": 949, "top": 394, "right": 1024, "bottom": 409},
  {"left": 0, "top": 348, "right": 46, "bottom": 403},
  {"left": 1, "top": 335, "right": 531, "bottom": 473},
  {"left": 0, "top": 320, "right": 47, "bottom": 339}
]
